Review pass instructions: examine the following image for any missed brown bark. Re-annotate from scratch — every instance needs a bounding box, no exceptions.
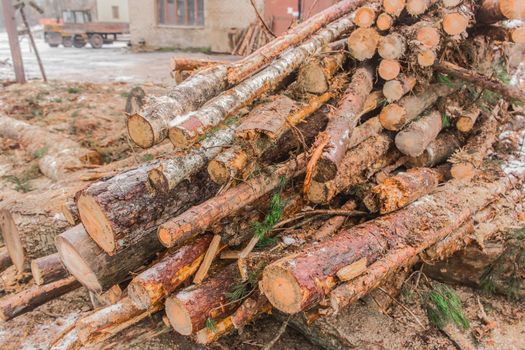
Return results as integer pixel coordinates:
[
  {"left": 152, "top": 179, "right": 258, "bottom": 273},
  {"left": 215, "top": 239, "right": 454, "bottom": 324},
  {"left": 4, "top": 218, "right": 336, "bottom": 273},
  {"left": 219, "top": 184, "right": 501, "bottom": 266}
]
[
  {"left": 262, "top": 170, "right": 522, "bottom": 314},
  {"left": 379, "top": 84, "right": 454, "bottom": 131},
  {"left": 371, "top": 166, "right": 446, "bottom": 214},
  {"left": 383, "top": 74, "right": 416, "bottom": 102},
  {"left": 395, "top": 110, "right": 444, "bottom": 157},
  {"left": 168, "top": 16, "right": 356, "bottom": 149},
  {"left": 307, "top": 133, "right": 399, "bottom": 204},
  {"left": 89, "top": 284, "right": 124, "bottom": 309},
  {"left": 476, "top": 0, "right": 525, "bottom": 24},
  {"left": 75, "top": 297, "right": 163, "bottom": 346},
  {"left": 406, "top": 131, "right": 463, "bottom": 167},
  {"left": 61, "top": 198, "right": 79, "bottom": 225},
  {"left": 31, "top": 253, "right": 69, "bottom": 286},
  {"left": 127, "top": 235, "right": 213, "bottom": 309},
  {"left": 76, "top": 161, "right": 218, "bottom": 255},
  {"left": 0, "top": 276, "right": 80, "bottom": 321},
  {"left": 312, "top": 200, "right": 357, "bottom": 241},
  {"left": 0, "top": 114, "right": 101, "bottom": 181},
  {"left": 165, "top": 264, "right": 239, "bottom": 335},
  {"left": 55, "top": 224, "right": 163, "bottom": 293},
  {"left": 296, "top": 52, "right": 346, "bottom": 94},
  {"left": 226, "top": 0, "right": 373, "bottom": 84},
  {"left": 310, "top": 65, "right": 375, "bottom": 182},
  {"left": 0, "top": 247, "right": 12, "bottom": 273},
  {"left": 347, "top": 27, "right": 380, "bottom": 61},
  {"left": 435, "top": 61, "right": 525, "bottom": 104},
  {"left": 158, "top": 155, "right": 305, "bottom": 248}
]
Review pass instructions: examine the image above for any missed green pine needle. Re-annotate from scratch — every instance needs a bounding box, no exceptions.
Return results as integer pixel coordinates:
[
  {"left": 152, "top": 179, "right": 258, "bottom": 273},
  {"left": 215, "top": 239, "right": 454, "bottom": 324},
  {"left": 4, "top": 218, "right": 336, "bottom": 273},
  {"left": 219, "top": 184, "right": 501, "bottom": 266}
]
[
  {"left": 441, "top": 113, "right": 451, "bottom": 128},
  {"left": 205, "top": 317, "right": 217, "bottom": 333},
  {"left": 253, "top": 176, "right": 287, "bottom": 241},
  {"left": 425, "top": 284, "right": 470, "bottom": 330},
  {"left": 436, "top": 73, "right": 455, "bottom": 88}
]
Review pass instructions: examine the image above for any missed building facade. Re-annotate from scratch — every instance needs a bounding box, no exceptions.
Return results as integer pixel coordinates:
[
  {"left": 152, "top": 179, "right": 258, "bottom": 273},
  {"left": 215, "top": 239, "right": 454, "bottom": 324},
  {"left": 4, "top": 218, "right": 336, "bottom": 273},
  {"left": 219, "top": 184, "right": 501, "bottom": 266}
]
[{"left": 96, "top": 0, "right": 129, "bottom": 23}]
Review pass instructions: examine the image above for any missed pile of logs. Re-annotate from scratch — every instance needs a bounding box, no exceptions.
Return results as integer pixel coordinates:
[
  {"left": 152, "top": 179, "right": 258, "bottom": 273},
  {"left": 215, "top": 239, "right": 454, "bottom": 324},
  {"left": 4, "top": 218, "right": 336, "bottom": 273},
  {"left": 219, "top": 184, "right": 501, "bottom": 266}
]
[
  {"left": 1, "top": 0, "right": 525, "bottom": 348},
  {"left": 231, "top": 19, "right": 274, "bottom": 56}
]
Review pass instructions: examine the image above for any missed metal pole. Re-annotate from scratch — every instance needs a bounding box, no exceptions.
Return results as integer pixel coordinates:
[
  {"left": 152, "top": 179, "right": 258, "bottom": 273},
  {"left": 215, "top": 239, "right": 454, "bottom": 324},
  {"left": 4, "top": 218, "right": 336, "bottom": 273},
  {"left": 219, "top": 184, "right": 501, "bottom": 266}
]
[
  {"left": 18, "top": 3, "right": 47, "bottom": 82},
  {"left": 2, "top": 0, "right": 26, "bottom": 83}
]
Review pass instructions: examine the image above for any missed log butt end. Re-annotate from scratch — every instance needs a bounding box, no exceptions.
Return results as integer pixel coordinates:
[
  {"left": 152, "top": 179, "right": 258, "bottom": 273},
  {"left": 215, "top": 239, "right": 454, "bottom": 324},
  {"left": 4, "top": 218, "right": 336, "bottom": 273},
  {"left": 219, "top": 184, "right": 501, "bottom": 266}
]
[
  {"left": 127, "top": 281, "right": 154, "bottom": 310},
  {"left": 168, "top": 127, "right": 193, "bottom": 149},
  {"left": 306, "top": 181, "right": 331, "bottom": 204},
  {"left": 261, "top": 265, "right": 302, "bottom": 314},
  {"left": 298, "top": 63, "right": 329, "bottom": 95},
  {"left": 500, "top": 0, "right": 525, "bottom": 20},
  {"left": 383, "top": 80, "right": 404, "bottom": 102},
  {"left": 127, "top": 114, "right": 156, "bottom": 149},
  {"left": 207, "top": 159, "right": 231, "bottom": 185},
  {"left": 416, "top": 49, "right": 436, "bottom": 67},
  {"left": 55, "top": 234, "right": 102, "bottom": 293},
  {"left": 77, "top": 193, "right": 115, "bottom": 255},
  {"left": 379, "top": 103, "right": 406, "bottom": 131},
  {"left": 165, "top": 296, "right": 193, "bottom": 335},
  {"left": 158, "top": 226, "right": 175, "bottom": 248},
  {"left": 451, "top": 163, "right": 476, "bottom": 181},
  {"left": 378, "top": 59, "right": 401, "bottom": 81},
  {"left": 30, "top": 260, "right": 44, "bottom": 286},
  {"left": 511, "top": 27, "right": 525, "bottom": 44},
  {"left": 148, "top": 167, "right": 170, "bottom": 193},
  {"left": 377, "top": 13, "right": 393, "bottom": 31},
  {"left": 0, "top": 209, "right": 25, "bottom": 272},
  {"left": 442, "top": 13, "right": 469, "bottom": 36}
]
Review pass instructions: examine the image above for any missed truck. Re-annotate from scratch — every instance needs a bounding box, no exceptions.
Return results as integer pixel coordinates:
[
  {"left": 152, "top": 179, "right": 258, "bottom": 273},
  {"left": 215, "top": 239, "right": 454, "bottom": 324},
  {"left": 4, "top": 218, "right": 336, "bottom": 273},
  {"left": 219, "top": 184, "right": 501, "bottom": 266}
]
[{"left": 44, "top": 10, "right": 129, "bottom": 49}]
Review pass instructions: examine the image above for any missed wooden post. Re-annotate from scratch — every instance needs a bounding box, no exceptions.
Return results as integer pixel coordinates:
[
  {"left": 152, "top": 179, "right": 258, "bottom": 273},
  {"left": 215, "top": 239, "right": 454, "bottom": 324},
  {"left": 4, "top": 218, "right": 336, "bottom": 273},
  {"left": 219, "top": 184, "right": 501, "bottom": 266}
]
[
  {"left": 2, "top": 0, "right": 26, "bottom": 83},
  {"left": 17, "top": 3, "right": 47, "bottom": 82}
]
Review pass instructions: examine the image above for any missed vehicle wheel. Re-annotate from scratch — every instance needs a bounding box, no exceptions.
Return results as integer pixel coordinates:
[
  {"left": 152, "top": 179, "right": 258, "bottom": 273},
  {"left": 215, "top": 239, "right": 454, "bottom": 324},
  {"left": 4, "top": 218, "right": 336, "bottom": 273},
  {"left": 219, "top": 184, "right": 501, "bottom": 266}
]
[
  {"left": 89, "top": 34, "right": 104, "bottom": 49},
  {"left": 62, "top": 37, "right": 73, "bottom": 48},
  {"left": 73, "top": 35, "right": 86, "bottom": 48},
  {"left": 49, "top": 44, "right": 59, "bottom": 48}
]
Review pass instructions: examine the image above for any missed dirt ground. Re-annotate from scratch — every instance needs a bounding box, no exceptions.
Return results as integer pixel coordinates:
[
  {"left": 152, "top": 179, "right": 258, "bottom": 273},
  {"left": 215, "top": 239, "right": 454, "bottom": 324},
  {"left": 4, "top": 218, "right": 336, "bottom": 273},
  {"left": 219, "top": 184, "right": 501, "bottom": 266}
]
[{"left": 0, "top": 81, "right": 524, "bottom": 349}]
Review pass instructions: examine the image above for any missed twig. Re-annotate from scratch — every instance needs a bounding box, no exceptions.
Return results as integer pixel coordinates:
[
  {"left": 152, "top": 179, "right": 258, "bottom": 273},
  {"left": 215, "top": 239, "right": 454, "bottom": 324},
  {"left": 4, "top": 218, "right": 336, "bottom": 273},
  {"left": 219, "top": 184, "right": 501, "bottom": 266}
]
[
  {"left": 273, "top": 209, "right": 367, "bottom": 229},
  {"left": 262, "top": 315, "right": 290, "bottom": 350},
  {"left": 377, "top": 287, "right": 425, "bottom": 330},
  {"left": 250, "top": 0, "right": 276, "bottom": 38}
]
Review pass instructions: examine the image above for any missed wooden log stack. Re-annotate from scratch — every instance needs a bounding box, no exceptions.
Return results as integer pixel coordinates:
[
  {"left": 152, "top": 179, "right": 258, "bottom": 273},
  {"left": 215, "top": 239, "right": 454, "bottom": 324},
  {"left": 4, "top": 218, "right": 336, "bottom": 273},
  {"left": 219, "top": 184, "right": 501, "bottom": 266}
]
[{"left": 1, "top": 0, "right": 525, "bottom": 348}]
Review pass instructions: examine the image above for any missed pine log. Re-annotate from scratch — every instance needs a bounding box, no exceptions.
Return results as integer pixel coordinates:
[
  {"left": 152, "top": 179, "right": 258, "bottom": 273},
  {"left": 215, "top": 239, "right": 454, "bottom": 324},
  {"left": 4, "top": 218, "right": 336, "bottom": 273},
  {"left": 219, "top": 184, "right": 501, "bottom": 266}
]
[
  {"left": 165, "top": 264, "right": 239, "bottom": 335},
  {"left": 442, "top": 8, "right": 472, "bottom": 36},
  {"left": 379, "top": 84, "right": 454, "bottom": 131},
  {"left": 55, "top": 225, "right": 163, "bottom": 293},
  {"left": 75, "top": 297, "right": 163, "bottom": 346},
  {"left": 476, "top": 0, "right": 525, "bottom": 24},
  {"left": 226, "top": 0, "right": 373, "bottom": 84},
  {"left": 406, "top": 0, "right": 437, "bottom": 16},
  {"left": 170, "top": 57, "right": 229, "bottom": 73},
  {"left": 455, "top": 105, "right": 481, "bottom": 133},
  {"left": 378, "top": 59, "right": 401, "bottom": 80},
  {"left": 148, "top": 126, "right": 236, "bottom": 193},
  {"left": 61, "top": 198, "right": 79, "bottom": 225},
  {"left": 395, "top": 110, "right": 443, "bottom": 157},
  {"left": 435, "top": 61, "right": 525, "bottom": 104},
  {"left": 207, "top": 146, "right": 250, "bottom": 185},
  {"left": 296, "top": 52, "right": 346, "bottom": 94},
  {"left": 313, "top": 200, "right": 358, "bottom": 241},
  {"left": 0, "top": 114, "right": 101, "bottom": 180},
  {"left": 311, "top": 65, "right": 374, "bottom": 182},
  {"left": 511, "top": 27, "right": 525, "bottom": 43},
  {"left": 262, "top": 169, "right": 523, "bottom": 314},
  {"left": 376, "top": 13, "right": 394, "bottom": 31},
  {"left": 347, "top": 27, "right": 380, "bottom": 61},
  {"left": 0, "top": 247, "right": 12, "bottom": 273},
  {"left": 89, "top": 284, "right": 124, "bottom": 309},
  {"left": 371, "top": 166, "right": 447, "bottom": 214},
  {"left": 383, "top": 74, "right": 416, "bottom": 102},
  {"left": 307, "top": 133, "right": 398, "bottom": 204},
  {"left": 76, "top": 161, "right": 218, "bottom": 255},
  {"left": 406, "top": 131, "right": 462, "bottom": 167},
  {"left": 31, "top": 253, "right": 69, "bottom": 286},
  {"left": 47, "top": 326, "right": 81, "bottom": 350},
  {"left": 378, "top": 33, "right": 406, "bottom": 60},
  {"left": 168, "top": 16, "right": 356, "bottom": 149},
  {"left": 127, "top": 235, "right": 213, "bottom": 309},
  {"left": 353, "top": 4, "right": 379, "bottom": 28},
  {"left": 0, "top": 276, "right": 80, "bottom": 321},
  {"left": 158, "top": 155, "right": 306, "bottom": 248},
  {"left": 383, "top": 0, "right": 406, "bottom": 17}
]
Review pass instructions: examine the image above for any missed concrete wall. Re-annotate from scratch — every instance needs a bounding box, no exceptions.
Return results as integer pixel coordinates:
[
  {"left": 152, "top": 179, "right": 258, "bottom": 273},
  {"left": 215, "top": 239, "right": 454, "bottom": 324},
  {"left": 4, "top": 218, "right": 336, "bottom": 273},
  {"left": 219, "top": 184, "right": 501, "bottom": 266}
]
[
  {"left": 129, "top": 0, "right": 262, "bottom": 53},
  {"left": 96, "top": 0, "right": 129, "bottom": 23}
]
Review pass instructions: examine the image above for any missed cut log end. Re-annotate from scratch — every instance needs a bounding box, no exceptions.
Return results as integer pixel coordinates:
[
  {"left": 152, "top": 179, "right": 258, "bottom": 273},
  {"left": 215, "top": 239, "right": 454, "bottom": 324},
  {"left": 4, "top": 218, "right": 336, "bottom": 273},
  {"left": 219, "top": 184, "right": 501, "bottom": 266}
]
[
  {"left": 378, "top": 59, "right": 401, "bottom": 80},
  {"left": 417, "top": 49, "right": 436, "bottom": 67},
  {"left": 168, "top": 127, "right": 193, "bottom": 149},
  {"left": 377, "top": 13, "right": 393, "bottom": 31},
  {"left": 383, "top": 0, "right": 406, "bottom": 16},
  {"left": 442, "top": 0, "right": 461, "bottom": 7},
  {"left": 0, "top": 209, "right": 25, "bottom": 272},
  {"left": 416, "top": 27, "right": 440, "bottom": 49},
  {"left": 306, "top": 180, "right": 331, "bottom": 204},
  {"left": 451, "top": 162, "right": 476, "bottom": 180},
  {"left": 148, "top": 167, "right": 169, "bottom": 193},
  {"left": 127, "top": 114, "right": 156, "bottom": 149},
  {"left": 500, "top": 0, "right": 525, "bottom": 20},
  {"left": 165, "top": 297, "right": 193, "bottom": 335},
  {"left": 30, "top": 260, "right": 43, "bottom": 285},
  {"left": 379, "top": 103, "right": 406, "bottom": 131},
  {"left": 383, "top": 80, "right": 405, "bottom": 102},
  {"left": 406, "top": 0, "right": 429, "bottom": 15},
  {"left": 77, "top": 193, "right": 115, "bottom": 254},
  {"left": 511, "top": 27, "right": 525, "bottom": 44},
  {"left": 262, "top": 265, "right": 302, "bottom": 314},
  {"left": 354, "top": 7, "right": 377, "bottom": 28},
  {"left": 298, "top": 63, "right": 330, "bottom": 94},
  {"left": 55, "top": 235, "right": 103, "bottom": 292},
  {"left": 158, "top": 226, "right": 174, "bottom": 248},
  {"left": 347, "top": 28, "right": 380, "bottom": 61},
  {"left": 313, "top": 158, "right": 338, "bottom": 183},
  {"left": 456, "top": 117, "right": 476, "bottom": 133},
  {"left": 127, "top": 282, "right": 153, "bottom": 310},
  {"left": 442, "top": 13, "right": 469, "bottom": 36}
]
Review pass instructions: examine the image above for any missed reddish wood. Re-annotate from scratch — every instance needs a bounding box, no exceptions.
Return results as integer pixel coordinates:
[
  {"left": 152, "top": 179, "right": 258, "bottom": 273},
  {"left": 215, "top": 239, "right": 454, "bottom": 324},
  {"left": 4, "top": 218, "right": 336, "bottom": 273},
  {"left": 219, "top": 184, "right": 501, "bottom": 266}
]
[{"left": 31, "top": 253, "right": 69, "bottom": 286}]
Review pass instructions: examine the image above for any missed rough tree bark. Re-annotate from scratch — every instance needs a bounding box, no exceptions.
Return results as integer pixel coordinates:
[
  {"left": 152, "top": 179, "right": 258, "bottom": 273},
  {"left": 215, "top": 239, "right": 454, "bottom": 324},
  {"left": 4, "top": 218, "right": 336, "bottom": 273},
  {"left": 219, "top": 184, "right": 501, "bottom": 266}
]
[
  {"left": 158, "top": 155, "right": 305, "bottom": 248},
  {"left": 262, "top": 169, "right": 523, "bottom": 314},
  {"left": 310, "top": 65, "right": 375, "bottom": 182},
  {"left": 0, "top": 247, "right": 12, "bottom": 273},
  {"left": 0, "top": 114, "right": 101, "bottom": 180},
  {"left": 406, "top": 131, "right": 463, "bottom": 167},
  {"left": 55, "top": 224, "right": 163, "bottom": 293},
  {"left": 76, "top": 162, "right": 218, "bottom": 255},
  {"left": 0, "top": 276, "right": 80, "bottom": 321},
  {"left": 127, "top": 235, "right": 213, "bottom": 309},
  {"left": 31, "top": 253, "right": 69, "bottom": 286}
]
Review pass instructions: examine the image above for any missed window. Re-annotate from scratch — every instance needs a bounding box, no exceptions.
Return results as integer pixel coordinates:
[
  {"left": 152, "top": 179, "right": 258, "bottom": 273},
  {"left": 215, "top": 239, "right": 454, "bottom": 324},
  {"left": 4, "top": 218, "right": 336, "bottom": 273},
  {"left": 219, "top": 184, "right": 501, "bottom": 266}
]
[
  {"left": 112, "top": 6, "right": 120, "bottom": 19},
  {"left": 158, "top": 0, "right": 204, "bottom": 26}
]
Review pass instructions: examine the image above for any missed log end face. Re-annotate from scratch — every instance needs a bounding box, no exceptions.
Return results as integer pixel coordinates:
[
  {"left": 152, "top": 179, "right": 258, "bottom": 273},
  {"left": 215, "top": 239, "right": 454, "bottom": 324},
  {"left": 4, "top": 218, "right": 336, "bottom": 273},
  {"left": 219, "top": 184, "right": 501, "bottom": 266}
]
[
  {"left": 261, "top": 265, "right": 303, "bottom": 314},
  {"left": 379, "top": 103, "right": 406, "bottom": 131},
  {"left": 165, "top": 296, "right": 193, "bottom": 335},
  {"left": 55, "top": 234, "right": 103, "bottom": 293},
  {"left": 30, "top": 260, "right": 44, "bottom": 286},
  {"left": 417, "top": 49, "right": 436, "bottom": 67},
  {"left": 207, "top": 159, "right": 230, "bottom": 185},
  {"left": 383, "top": 80, "right": 404, "bottom": 102},
  {"left": 313, "top": 158, "right": 338, "bottom": 183},
  {"left": 168, "top": 127, "right": 193, "bottom": 149},
  {"left": 0, "top": 209, "right": 25, "bottom": 272},
  {"left": 127, "top": 114, "right": 156, "bottom": 149},
  {"left": 77, "top": 193, "right": 115, "bottom": 255},
  {"left": 306, "top": 180, "right": 331, "bottom": 204},
  {"left": 148, "top": 167, "right": 169, "bottom": 194},
  {"left": 442, "top": 13, "right": 469, "bottom": 36},
  {"left": 500, "top": 0, "right": 525, "bottom": 20},
  {"left": 378, "top": 59, "right": 401, "bottom": 81},
  {"left": 158, "top": 226, "right": 174, "bottom": 248},
  {"left": 298, "top": 63, "right": 329, "bottom": 95},
  {"left": 376, "top": 13, "right": 393, "bottom": 31},
  {"left": 127, "top": 281, "right": 154, "bottom": 310}
]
